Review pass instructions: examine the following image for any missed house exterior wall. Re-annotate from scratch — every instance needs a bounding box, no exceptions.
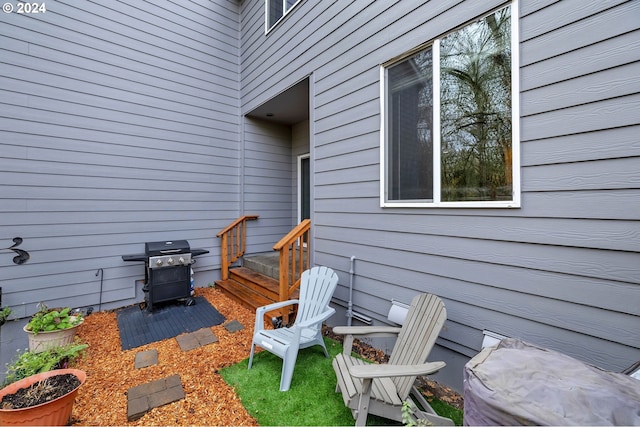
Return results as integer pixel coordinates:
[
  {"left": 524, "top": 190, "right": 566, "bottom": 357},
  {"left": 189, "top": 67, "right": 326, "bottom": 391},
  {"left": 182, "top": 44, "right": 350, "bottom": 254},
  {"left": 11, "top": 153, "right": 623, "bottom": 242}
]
[
  {"left": 0, "top": 0, "right": 241, "bottom": 315},
  {"left": 240, "top": 0, "right": 640, "bottom": 390}
]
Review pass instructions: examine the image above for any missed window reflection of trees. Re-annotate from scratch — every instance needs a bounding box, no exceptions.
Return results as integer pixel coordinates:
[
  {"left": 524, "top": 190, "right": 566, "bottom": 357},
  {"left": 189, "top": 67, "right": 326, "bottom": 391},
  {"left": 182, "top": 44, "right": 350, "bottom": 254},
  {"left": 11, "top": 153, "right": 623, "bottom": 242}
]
[{"left": 440, "top": 7, "right": 512, "bottom": 201}]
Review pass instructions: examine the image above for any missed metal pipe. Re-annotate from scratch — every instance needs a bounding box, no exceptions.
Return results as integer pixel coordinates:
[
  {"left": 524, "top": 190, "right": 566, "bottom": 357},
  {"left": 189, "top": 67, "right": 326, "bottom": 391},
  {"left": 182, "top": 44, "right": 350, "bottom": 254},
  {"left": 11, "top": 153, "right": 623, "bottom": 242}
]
[
  {"left": 95, "top": 268, "right": 104, "bottom": 311},
  {"left": 347, "top": 256, "right": 355, "bottom": 326}
]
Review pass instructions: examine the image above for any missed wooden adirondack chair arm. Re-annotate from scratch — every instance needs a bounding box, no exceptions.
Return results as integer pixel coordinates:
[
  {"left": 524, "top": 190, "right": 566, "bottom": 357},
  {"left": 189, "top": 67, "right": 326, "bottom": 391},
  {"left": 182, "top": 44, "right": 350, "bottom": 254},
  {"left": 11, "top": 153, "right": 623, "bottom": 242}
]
[
  {"left": 348, "top": 361, "right": 446, "bottom": 379},
  {"left": 333, "top": 325, "right": 402, "bottom": 354},
  {"left": 333, "top": 325, "right": 402, "bottom": 337}
]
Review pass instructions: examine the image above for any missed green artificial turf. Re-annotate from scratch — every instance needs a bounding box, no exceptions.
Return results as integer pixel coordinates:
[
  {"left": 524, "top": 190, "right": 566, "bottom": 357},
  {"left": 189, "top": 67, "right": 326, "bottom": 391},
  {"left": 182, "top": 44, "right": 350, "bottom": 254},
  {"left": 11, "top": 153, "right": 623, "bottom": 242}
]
[
  {"left": 219, "top": 337, "right": 463, "bottom": 426},
  {"left": 428, "top": 398, "right": 464, "bottom": 426}
]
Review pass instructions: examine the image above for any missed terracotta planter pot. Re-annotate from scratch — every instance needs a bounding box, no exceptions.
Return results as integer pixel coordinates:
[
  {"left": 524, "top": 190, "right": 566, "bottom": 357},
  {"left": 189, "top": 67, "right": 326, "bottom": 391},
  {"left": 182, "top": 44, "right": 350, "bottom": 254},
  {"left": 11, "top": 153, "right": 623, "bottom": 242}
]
[
  {"left": 0, "top": 368, "right": 86, "bottom": 426},
  {"left": 23, "top": 317, "right": 83, "bottom": 353}
]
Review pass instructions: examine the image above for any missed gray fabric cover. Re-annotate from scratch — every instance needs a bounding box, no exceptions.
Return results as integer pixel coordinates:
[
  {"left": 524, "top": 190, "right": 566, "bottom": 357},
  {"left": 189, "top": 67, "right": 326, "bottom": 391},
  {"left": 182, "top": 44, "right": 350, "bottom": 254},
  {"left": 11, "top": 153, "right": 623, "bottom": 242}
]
[{"left": 463, "top": 338, "right": 640, "bottom": 426}]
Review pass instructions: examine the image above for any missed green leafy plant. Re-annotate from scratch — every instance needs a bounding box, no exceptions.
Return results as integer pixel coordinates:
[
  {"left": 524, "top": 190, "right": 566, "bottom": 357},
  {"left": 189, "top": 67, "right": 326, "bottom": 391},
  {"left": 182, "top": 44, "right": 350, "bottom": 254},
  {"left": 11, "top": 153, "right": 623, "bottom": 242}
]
[
  {"left": 3, "top": 341, "right": 88, "bottom": 386},
  {"left": 25, "top": 303, "right": 82, "bottom": 335},
  {"left": 0, "top": 306, "right": 11, "bottom": 325},
  {"left": 402, "top": 400, "right": 433, "bottom": 426}
]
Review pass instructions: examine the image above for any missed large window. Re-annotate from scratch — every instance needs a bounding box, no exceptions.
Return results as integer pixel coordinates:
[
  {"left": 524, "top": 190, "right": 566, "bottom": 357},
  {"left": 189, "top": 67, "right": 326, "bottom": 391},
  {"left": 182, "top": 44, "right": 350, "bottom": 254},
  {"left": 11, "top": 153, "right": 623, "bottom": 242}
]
[
  {"left": 381, "top": 2, "right": 519, "bottom": 207},
  {"left": 266, "top": 0, "right": 300, "bottom": 32}
]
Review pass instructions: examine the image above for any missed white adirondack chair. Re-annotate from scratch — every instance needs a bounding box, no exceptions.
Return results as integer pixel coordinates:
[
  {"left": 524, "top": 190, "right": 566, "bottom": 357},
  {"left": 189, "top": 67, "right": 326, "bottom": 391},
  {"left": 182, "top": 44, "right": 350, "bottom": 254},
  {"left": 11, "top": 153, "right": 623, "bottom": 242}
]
[
  {"left": 248, "top": 265, "right": 339, "bottom": 391},
  {"left": 332, "top": 293, "right": 453, "bottom": 426}
]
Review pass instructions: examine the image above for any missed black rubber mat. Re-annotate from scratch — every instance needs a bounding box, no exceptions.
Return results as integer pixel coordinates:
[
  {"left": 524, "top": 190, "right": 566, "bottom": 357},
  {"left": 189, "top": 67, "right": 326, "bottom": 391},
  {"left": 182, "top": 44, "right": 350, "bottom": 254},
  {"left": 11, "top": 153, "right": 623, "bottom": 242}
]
[{"left": 116, "top": 297, "right": 226, "bottom": 350}]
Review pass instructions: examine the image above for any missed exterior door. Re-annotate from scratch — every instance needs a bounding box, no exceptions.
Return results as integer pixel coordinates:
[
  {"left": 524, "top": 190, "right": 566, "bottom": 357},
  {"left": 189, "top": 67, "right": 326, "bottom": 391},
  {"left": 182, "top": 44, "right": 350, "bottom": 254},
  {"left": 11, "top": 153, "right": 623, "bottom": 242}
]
[{"left": 298, "top": 155, "right": 310, "bottom": 222}]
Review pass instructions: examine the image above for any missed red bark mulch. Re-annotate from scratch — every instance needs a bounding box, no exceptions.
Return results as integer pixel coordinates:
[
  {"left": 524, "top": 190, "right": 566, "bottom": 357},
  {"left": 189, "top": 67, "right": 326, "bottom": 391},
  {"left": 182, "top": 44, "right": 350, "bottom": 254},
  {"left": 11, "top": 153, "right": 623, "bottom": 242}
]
[{"left": 71, "top": 287, "right": 258, "bottom": 426}]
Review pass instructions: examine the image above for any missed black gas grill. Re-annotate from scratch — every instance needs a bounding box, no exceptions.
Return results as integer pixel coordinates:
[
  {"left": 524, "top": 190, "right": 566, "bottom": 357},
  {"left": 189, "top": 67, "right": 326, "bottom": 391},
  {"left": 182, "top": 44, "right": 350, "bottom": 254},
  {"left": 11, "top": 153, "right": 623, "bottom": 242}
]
[{"left": 122, "top": 240, "right": 209, "bottom": 311}]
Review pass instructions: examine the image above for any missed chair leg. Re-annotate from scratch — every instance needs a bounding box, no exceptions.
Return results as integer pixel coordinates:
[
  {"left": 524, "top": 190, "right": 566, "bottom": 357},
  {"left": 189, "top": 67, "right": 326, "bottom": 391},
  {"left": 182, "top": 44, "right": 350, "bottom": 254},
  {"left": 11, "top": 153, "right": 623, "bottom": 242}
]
[
  {"left": 355, "top": 378, "right": 372, "bottom": 426},
  {"left": 279, "top": 351, "right": 298, "bottom": 391},
  {"left": 317, "top": 336, "right": 329, "bottom": 358},
  {"left": 409, "top": 386, "right": 454, "bottom": 426},
  {"left": 248, "top": 342, "right": 256, "bottom": 369}
]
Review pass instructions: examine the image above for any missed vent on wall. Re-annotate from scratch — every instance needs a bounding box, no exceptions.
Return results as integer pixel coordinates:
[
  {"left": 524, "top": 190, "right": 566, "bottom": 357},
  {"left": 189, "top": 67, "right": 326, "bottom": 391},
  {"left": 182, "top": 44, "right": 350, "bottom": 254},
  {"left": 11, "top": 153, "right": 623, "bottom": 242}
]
[
  {"left": 351, "top": 311, "right": 372, "bottom": 325},
  {"left": 482, "top": 330, "right": 508, "bottom": 348},
  {"left": 388, "top": 299, "right": 410, "bottom": 325}
]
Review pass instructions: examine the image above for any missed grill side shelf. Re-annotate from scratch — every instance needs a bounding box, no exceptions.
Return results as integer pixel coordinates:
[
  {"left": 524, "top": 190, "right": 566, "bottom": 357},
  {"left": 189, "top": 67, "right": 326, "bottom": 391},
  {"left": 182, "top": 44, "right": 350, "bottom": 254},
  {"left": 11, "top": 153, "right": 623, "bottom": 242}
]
[
  {"left": 191, "top": 249, "right": 209, "bottom": 257},
  {"left": 122, "top": 254, "right": 146, "bottom": 262}
]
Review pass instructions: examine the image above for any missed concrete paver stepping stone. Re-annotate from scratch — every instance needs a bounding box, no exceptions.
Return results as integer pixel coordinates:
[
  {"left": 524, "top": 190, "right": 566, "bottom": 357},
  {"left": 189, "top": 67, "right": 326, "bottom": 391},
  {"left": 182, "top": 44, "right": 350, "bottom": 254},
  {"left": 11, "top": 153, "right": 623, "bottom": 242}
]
[
  {"left": 134, "top": 349, "right": 158, "bottom": 369},
  {"left": 176, "top": 327, "right": 218, "bottom": 351},
  {"left": 127, "top": 374, "right": 184, "bottom": 421},
  {"left": 224, "top": 319, "right": 245, "bottom": 333}
]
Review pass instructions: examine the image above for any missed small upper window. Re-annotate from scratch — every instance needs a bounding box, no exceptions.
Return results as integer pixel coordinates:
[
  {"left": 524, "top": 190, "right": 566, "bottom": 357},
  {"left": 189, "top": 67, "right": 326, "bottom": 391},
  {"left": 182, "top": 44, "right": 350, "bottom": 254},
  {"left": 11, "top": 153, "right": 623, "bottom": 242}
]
[
  {"left": 381, "top": 2, "right": 520, "bottom": 208},
  {"left": 266, "top": 0, "right": 300, "bottom": 32}
]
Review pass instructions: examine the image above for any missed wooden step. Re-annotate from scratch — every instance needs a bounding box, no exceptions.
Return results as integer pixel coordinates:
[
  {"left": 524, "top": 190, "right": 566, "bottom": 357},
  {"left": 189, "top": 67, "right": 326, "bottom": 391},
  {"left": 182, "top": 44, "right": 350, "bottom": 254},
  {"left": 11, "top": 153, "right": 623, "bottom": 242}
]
[
  {"left": 229, "top": 267, "right": 280, "bottom": 301},
  {"left": 215, "top": 277, "right": 273, "bottom": 312},
  {"left": 215, "top": 267, "right": 298, "bottom": 322}
]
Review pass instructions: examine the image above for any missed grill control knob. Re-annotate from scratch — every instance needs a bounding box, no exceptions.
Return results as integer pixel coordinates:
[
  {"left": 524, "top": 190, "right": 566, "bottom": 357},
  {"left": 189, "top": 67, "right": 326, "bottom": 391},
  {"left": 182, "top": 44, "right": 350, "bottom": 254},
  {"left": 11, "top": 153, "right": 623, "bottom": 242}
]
[
  {"left": 155, "top": 259, "right": 163, "bottom": 267},
  {"left": 178, "top": 257, "right": 186, "bottom": 265},
  {"left": 167, "top": 257, "right": 175, "bottom": 265}
]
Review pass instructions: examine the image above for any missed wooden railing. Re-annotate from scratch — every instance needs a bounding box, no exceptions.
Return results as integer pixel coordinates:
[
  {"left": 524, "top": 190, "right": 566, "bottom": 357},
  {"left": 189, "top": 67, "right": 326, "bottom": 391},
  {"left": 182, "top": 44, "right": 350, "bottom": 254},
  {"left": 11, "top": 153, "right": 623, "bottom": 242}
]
[
  {"left": 216, "top": 215, "right": 259, "bottom": 280},
  {"left": 273, "top": 219, "right": 311, "bottom": 302}
]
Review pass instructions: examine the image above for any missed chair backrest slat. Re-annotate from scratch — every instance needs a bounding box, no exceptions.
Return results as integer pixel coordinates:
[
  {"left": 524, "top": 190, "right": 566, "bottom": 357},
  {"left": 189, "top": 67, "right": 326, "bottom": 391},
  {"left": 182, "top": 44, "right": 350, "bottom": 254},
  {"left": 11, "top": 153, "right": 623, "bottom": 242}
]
[
  {"left": 388, "top": 293, "right": 446, "bottom": 398},
  {"left": 296, "top": 266, "right": 339, "bottom": 327}
]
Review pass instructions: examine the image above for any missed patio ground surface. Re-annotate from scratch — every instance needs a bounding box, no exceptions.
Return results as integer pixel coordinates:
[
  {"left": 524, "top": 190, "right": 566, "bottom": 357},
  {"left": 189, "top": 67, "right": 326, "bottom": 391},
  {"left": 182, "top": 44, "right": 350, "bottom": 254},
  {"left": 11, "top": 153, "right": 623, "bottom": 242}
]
[
  {"left": 1, "top": 286, "right": 463, "bottom": 425},
  {"left": 0, "top": 318, "right": 29, "bottom": 385}
]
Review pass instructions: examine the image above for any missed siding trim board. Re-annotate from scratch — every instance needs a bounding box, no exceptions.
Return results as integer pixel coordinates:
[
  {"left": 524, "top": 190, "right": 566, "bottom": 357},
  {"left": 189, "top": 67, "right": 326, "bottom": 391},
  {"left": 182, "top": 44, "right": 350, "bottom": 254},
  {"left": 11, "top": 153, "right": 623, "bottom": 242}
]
[{"left": 1, "top": 0, "right": 638, "bottom": 391}]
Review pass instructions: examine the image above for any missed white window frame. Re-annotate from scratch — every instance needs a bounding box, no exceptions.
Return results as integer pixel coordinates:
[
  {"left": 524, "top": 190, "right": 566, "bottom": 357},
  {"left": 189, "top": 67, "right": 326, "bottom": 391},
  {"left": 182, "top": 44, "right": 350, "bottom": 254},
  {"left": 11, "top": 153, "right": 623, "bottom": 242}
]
[
  {"left": 265, "top": 0, "right": 301, "bottom": 33},
  {"left": 380, "top": 1, "right": 520, "bottom": 208}
]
